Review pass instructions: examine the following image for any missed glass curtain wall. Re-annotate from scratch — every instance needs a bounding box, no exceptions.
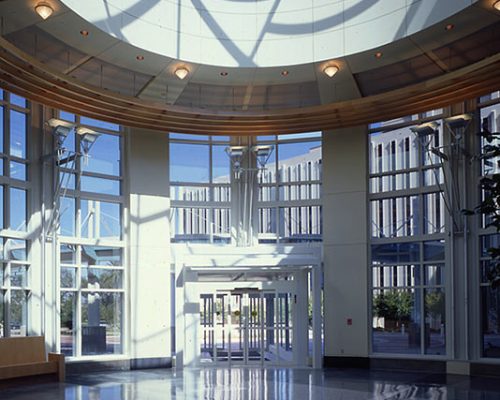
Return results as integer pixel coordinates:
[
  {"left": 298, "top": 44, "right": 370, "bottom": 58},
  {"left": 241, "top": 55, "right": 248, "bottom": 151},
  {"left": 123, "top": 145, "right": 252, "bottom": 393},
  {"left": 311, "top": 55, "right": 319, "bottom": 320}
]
[
  {"left": 169, "top": 134, "right": 231, "bottom": 243},
  {"left": 56, "top": 112, "right": 125, "bottom": 356},
  {"left": 0, "top": 91, "right": 31, "bottom": 337},
  {"left": 257, "top": 132, "right": 322, "bottom": 243},
  {"left": 478, "top": 93, "right": 500, "bottom": 358},
  {"left": 369, "top": 111, "right": 447, "bottom": 356}
]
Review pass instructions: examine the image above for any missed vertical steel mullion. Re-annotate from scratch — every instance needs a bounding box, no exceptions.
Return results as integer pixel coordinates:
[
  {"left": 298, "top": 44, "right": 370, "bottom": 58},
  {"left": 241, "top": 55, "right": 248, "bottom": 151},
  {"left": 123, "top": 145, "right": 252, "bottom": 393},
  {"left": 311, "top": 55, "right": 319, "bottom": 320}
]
[{"left": 75, "top": 244, "right": 82, "bottom": 357}]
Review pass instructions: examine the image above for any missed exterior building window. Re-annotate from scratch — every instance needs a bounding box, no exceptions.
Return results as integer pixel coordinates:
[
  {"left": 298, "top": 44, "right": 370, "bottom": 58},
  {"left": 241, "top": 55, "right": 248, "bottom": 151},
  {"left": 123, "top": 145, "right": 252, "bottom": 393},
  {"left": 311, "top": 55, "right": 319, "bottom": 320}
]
[
  {"left": 56, "top": 111, "right": 124, "bottom": 357},
  {"left": 369, "top": 112, "right": 447, "bottom": 356},
  {"left": 478, "top": 97, "right": 500, "bottom": 358},
  {"left": 0, "top": 91, "right": 31, "bottom": 337},
  {"left": 257, "top": 132, "right": 322, "bottom": 243},
  {"left": 169, "top": 134, "right": 231, "bottom": 243}
]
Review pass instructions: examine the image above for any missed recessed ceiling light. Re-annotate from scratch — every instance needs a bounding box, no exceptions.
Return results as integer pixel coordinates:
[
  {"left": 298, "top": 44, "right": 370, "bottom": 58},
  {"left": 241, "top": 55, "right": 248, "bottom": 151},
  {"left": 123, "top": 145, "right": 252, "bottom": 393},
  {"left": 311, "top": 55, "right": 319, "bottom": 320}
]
[
  {"left": 445, "top": 24, "right": 454, "bottom": 31},
  {"left": 136, "top": 55, "right": 144, "bottom": 61},
  {"left": 220, "top": 71, "right": 228, "bottom": 76},
  {"left": 375, "top": 52, "right": 383, "bottom": 59},
  {"left": 494, "top": 1, "right": 500, "bottom": 11},
  {"left": 323, "top": 65, "right": 339, "bottom": 78},
  {"left": 80, "top": 30, "right": 89, "bottom": 37},
  {"left": 175, "top": 67, "right": 189, "bottom": 80},
  {"left": 281, "top": 70, "right": 289, "bottom": 76},
  {"left": 35, "top": 2, "right": 53, "bottom": 20}
]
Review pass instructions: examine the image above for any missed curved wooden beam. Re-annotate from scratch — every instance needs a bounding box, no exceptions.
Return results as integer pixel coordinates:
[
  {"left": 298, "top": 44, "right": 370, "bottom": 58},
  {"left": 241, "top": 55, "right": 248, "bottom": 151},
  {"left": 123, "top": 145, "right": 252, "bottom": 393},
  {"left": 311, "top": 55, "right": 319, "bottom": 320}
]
[{"left": 0, "top": 36, "right": 499, "bottom": 135}]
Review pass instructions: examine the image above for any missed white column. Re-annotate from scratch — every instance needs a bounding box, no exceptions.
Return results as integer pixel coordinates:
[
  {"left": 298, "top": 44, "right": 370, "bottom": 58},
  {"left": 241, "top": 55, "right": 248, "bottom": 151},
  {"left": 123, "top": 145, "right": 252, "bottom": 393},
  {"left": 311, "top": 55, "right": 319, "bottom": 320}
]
[
  {"left": 323, "top": 126, "right": 369, "bottom": 362},
  {"left": 128, "top": 128, "right": 172, "bottom": 366}
]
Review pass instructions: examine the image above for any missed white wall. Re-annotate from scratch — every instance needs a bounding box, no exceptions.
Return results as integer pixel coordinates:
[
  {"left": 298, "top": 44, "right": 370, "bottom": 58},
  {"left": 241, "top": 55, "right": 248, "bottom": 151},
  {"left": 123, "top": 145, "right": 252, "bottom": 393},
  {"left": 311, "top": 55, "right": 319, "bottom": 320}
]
[{"left": 323, "top": 126, "right": 369, "bottom": 358}]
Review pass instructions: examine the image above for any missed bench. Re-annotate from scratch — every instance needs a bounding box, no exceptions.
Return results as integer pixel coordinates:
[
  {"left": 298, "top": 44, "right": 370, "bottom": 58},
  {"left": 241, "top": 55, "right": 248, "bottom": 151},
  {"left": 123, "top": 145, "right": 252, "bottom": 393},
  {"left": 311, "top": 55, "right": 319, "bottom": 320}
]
[{"left": 0, "top": 336, "right": 65, "bottom": 382}]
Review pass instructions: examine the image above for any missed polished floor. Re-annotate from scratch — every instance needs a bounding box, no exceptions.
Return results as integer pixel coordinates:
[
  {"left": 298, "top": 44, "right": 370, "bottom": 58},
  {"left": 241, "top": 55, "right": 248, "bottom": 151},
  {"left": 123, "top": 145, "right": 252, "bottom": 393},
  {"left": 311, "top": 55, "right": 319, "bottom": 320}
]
[{"left": 2, "top": 367, "right": 500, "bottom": 399}]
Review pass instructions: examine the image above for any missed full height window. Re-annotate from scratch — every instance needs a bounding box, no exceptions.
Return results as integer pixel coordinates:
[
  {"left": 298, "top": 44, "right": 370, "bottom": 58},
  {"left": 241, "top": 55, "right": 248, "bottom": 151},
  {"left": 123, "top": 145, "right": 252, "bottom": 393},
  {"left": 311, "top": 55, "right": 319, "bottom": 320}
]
[
  {"left": 478, "top": 94, "right": 500, "bottom": 358},
  {"left": 369, "top": 112, "right": 447, "bottom": 356},
  {"left": 169, "top": 134, "right": 231, "bottom": 243},
  {"left": 0, "top": 91, "right": 30, "bottom": 337},
  {"left": 257, "top": 132, "right": 322, "bottom": 243},
  {"left": 56, "top": 112, "right": 124, "bottom": 357}
]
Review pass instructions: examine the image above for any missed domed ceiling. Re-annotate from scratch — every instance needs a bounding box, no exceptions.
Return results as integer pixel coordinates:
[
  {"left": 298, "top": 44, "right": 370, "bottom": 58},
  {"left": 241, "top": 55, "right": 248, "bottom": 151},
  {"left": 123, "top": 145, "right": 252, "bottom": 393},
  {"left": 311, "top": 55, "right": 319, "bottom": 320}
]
[{"left": 0, "top": 0, "right": 499, "bottom": 134}]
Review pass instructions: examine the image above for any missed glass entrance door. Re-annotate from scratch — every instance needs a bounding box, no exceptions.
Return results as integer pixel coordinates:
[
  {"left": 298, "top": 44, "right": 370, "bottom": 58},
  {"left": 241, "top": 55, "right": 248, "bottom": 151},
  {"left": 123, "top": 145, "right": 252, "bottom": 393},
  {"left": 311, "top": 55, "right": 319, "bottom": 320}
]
[{"left": 199, "top": 289, "right": 294, "bottom": 366}]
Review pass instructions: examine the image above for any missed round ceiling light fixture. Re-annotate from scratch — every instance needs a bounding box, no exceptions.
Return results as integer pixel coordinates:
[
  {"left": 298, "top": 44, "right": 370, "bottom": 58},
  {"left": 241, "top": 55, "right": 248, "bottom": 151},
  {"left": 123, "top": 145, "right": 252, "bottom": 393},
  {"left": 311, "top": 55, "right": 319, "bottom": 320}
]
[
  {"left": 323, "top": 65, "right": 339, "bottom": 78},
  {"left": 375, "top": 52, "right": 383, "bottom": 59},
  {"left": 175, "top": 67, "right": 189, "bottom": 80},
  {"left": 445, "top": 23, "right": 454, "bottom": 31},
  {"left": 220, "top": 71, "right": 228, "bottom": 76},
  {"left": 80, "top": 30, "right": 89, "bottom": 37},
  {"left": 494, "top": 0, "right": 500, "bottom": 11},
  {"left": 35, "top": 2, "right": 54, "bottom": 20},
  {"left": 281, "top": 70, "right": 289, "bottom": 76},
  {"left": 136, "top": 55, "right": 144, "bottom": 61}
]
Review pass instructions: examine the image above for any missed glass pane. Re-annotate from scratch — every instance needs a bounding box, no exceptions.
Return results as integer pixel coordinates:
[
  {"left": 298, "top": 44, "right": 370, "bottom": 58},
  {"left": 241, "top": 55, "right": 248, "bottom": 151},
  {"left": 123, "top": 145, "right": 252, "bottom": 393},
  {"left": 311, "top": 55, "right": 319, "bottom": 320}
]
[
  {"left": 0, "top": 106, "right": 3, "bottom": 153},
  {"left": 0, "top": 186, "right": 3, "bottom": 230},
  {"left": 424, "top": 288, "right": 446, "bottom": 355},
  {"left": 372, "top": 265, "right": 418, "bottom": 288},
  {"left": 424, "top": 193, "right": 445, "bottom": 234},
  {"left": 0, "top": 159, "right": 4, "bottom": 175},
  {"left": 279, "top": 206, "right": 322, "bottom": 242},
  {"left": 211, "top": 208, "right": 231, "bottom": 241},
  {"left": 277, "top": 132, "right": 321, "bottom": 140},
  {"left": 170, "top": 207, "right": 210, "bottom": 243},
  {"left": 0, "top": 264, "right": 3, "bottom": 286},
  {"left": 170, "top": 186, "right": 210, "bottom": 202},
  {"left": 59, "top": 172, "right": 76, "bottom": 190},
  {"left": 259, "top": 185, "right": 276, "bottom": 202},
  {"left": 371, "top": 243, "right": 420, "bottom": 265},
  {"left": 10, "top": 94, "right": 26, "bottom": 108},
  {"left": 60, "top": 291, "right": 76, "bottom": 356},
  {"left": 60, "top": 244, "right": 77, "bottom": 264},
  {"left": 81, "top": 246, "right": 122, "bottom": 266},
  {"left": 10, "top": 162, "right": 26, "bottom": 180},
  {"left": 10, "top": 187, "right": 26, "bottom": 231},
  {"left": 370, "top": 196, "right": 420, "bottom": 238},
  {"left": 80, "top": 116, "right": 119, "bottom": 131},
  {"left": 213, "top": 186, "right": 231, "bottom": 202},
  {"left": 369, "top": 132, "right": 418, "bottom": 174},
  {"left": 4, "top": 239, "right": 27, "bottom": 261},
  {"left": 10, "top": 290, "right": 28, "bottom": 336},
  {"left": 372, "top": 289, "right": 421, "bottom": 354},
  {"left": 482, "top": 286, "right": 500, "bottom": 358},
  {"left": 212, "top": 145, "right": 230, "bottom": 183},
  {"left": 424, "top": 240, "right": 445, "bottom": 261},
  {"left": 81, "top": 176, "right": 120, "bottom": 196},
  {"left": 81, "top": 200, "right": 121, "bottom": 239},
  {"left": 59, "top": 111, "right": 76, "bottom": 122},
  {"left": 425, "top": 265, "right": 445, "bottom": 286},
  {"left": 61, "top": 267, "right": 77, "bottom": 288},
  {"left": 423, "top": 168, "right": 444, "bottom": 186},
  {"left": 82, "top": 133, "right": 120, "bottom": 176},
  {"left": 278, "top": 141, "right": 321, "bottom": 183},
  {"left": 81, "top": 268, "right": 122, "bottom": 289},
  {"left": 59, "top": 196, "right": 76, "bottom": 236},
  {"left": 10, "top": 110, "right": 27, "bottom": 158},
  {"left": 82, "top": 292, "right": 122, "bottom": 355},
  {"left": 11, "top": 265, "right": 28, "bottom": 287},
  {"left": 279, "top": 184, "right": 321, "bottom": 201},
  {"left": 170, "top": 143, "right": 209, "bottom": 183},
  {"left": 259, "top": 208, "right": 277, "bottom": 236}
]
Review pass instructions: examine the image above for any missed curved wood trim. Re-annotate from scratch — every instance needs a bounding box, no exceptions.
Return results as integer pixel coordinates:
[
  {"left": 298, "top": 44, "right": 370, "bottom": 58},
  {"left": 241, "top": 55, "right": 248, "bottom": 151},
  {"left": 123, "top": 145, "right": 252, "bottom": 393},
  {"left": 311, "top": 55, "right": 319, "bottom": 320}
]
[{"left": 0, "top": 36, "right": 499, "bottom": 135}]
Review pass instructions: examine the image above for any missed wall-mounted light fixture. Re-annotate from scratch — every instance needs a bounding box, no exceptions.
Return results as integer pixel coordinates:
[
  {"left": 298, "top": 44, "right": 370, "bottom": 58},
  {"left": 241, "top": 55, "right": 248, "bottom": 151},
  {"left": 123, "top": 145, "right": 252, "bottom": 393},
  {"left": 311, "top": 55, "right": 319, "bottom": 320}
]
[
  {"left": 323, "top": 65, "right": 339, "bottom": 78},
  {"left": 494, "top": 0, "right": 500, "bottom": 11},
  {"left": 175, "top": 67, "right": 189, "bottom": 80},
  {"left": 46, "top": 118, "right": 75, "bottom": 145},
  {"left": 35, "top": 2, "right": 54, "bottom": 19},
  {"left": 226, "top": 146, "right": 247, "bottom": 179},
  {"left": 252, "top": 145, "right": 273, "bottom": 168},
  {"left": 410, "top": 121, "right": 440, "bottom": 136}
]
